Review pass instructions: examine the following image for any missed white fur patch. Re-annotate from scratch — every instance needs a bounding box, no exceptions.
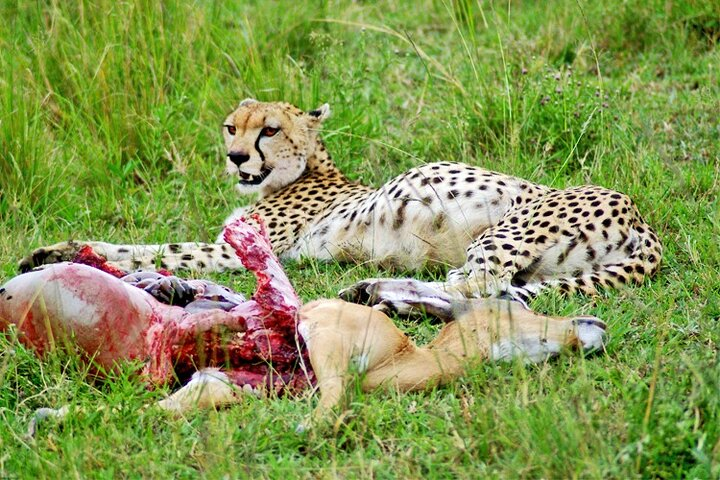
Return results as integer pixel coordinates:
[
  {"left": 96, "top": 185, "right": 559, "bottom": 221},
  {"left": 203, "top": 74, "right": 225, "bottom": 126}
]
[
  {"left": 297, "top": 321, "right": 312, "bottom": 350},
  {"left": 490, "top": 336, "right": 560, "bottom": 363},
  {"left": 574, "top": 318, "right": 606, "bottom": 351},
  {"left": 189, "top": 368, "right": 230, "bottom": 384},
  {"left": 239, "top": 98, "right": 257, "bottom": 107},
  {"left": 309, "top": 103, "right": 331, "bottom": 120},
  {"left": 45, "top": 279, "right": 103, "bottom": 327}
]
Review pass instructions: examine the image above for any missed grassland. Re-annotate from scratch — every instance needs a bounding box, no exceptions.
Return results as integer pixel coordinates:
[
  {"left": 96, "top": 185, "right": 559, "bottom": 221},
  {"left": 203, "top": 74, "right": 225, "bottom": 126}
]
[{"left": 1, "top": 0, "right": 719, "bottom": 477}]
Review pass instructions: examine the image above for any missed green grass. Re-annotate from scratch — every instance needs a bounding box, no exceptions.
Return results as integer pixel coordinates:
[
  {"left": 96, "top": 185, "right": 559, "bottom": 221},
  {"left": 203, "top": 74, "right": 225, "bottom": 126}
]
[{"left": 1, "top": 0, "right": 719, "bottom": 477}]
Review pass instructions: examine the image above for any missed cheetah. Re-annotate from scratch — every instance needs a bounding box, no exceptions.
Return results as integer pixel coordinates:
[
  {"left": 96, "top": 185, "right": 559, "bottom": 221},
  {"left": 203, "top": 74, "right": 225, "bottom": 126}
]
[{"left": 19, "top": 99, "right": 662, "bottom": 311}]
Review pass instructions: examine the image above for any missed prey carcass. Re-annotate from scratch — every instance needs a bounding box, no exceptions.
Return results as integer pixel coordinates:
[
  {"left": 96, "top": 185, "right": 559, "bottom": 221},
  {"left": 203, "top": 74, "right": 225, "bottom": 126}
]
[{"left": 0, "top": 218, "right": 606, "bottom": 423}]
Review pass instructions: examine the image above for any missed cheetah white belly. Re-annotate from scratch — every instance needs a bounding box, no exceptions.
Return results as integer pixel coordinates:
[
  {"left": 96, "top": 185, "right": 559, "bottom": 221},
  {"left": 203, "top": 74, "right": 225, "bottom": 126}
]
[{"left": 289, "top": 166, "right": 523, "bottom": 269}]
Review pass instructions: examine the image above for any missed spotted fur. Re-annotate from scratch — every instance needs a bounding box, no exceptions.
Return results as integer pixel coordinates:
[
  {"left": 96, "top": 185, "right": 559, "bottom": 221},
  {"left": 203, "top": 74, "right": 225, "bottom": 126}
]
[{"left": 19, "top": 100, "right": 662, "bottom": 303}]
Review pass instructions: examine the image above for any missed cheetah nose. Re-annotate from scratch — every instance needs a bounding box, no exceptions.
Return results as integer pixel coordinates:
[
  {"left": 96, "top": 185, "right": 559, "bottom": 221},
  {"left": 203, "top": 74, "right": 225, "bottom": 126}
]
[{"left": 228, "top": 152, "right": 250, "bottom": 167}]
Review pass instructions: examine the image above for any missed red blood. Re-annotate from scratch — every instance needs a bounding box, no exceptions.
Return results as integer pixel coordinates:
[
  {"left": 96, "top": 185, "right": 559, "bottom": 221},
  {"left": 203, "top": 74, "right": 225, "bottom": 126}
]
[
  {"left": 72, "top": 246, "right": 175, "bottom": 278},
  {"left": 0, "top": 218, "right": 313, "bottom": 395},
  {"left": 72, "top": 245, "right": 130, "bottom": 278}
]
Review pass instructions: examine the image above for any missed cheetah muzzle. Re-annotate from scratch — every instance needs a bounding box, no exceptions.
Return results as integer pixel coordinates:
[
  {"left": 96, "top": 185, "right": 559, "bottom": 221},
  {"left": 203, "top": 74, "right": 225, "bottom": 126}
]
[{"left": 237, "top": 165, "right": 274, "bottom": 185}]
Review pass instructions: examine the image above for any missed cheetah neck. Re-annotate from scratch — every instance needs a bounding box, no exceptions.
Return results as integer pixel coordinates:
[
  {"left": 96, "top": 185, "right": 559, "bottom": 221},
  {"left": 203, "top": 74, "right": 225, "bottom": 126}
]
[
  {"left": 305, "top": 138, "right": 344, "bottom": 177},
  {"left": 248, "top": 146, "right": 370, "bottom": 253}
]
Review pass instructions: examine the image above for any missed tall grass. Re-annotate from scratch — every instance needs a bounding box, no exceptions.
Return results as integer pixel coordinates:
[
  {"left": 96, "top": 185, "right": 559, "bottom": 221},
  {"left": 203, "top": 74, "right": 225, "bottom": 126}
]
[{"left": 1, "top": 0, "right": 718, "bottom": 477}]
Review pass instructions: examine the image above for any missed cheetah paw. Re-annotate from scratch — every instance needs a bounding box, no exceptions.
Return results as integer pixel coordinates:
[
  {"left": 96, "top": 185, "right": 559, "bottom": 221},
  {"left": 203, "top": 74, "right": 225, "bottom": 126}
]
[{"left": 18, "top": 241, "right": 86, "bottom": 273}]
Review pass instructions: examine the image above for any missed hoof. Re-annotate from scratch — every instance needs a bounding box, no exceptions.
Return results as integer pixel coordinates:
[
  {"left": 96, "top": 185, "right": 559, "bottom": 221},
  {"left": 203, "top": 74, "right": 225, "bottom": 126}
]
[
  {"left": 572, "top": 316, "right": 607, "bottom": 352},
  {"left": 26, "top": 405, "right": 70, "bottom": 438}
]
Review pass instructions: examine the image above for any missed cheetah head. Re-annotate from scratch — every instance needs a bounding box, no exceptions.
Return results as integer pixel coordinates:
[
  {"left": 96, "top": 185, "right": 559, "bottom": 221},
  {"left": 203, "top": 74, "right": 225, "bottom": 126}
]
[{"left": 222, "top": 99, "right": 330, "bottom": 197}]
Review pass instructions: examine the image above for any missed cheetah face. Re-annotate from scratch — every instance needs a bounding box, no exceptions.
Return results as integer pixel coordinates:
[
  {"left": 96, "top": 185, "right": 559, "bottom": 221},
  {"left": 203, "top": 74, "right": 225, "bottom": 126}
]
[{"left": 222, "top": 99, "right": 330, "bottom": 197}]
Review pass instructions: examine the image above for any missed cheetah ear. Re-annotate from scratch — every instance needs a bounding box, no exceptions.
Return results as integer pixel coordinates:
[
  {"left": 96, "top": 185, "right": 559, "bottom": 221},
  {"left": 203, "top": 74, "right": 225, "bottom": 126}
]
[
  {"left": 307, "top": 103, "right": 331, "bottom": 121},
  {"left": 238, "top": 98, "right": 258, "bottom": 108}
]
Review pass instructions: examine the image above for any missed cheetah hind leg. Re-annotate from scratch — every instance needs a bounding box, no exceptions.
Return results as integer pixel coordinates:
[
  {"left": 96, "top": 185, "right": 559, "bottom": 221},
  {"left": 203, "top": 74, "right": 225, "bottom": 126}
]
[
  {"left": 502, "top": 251, "right": 661, "bottom": 302},
  {"left": 338, "top": 278, "right": 465, "bottom": 321}
]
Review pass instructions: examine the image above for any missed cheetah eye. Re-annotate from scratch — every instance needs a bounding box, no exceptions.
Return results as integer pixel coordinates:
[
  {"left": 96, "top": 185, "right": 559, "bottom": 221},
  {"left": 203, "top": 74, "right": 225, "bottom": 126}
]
[
  {"left": 225, "top": 125, "right": 237, "bottom": 136},
  {"left": 261, "top": 126, "right": 279, "bottom": 137}
]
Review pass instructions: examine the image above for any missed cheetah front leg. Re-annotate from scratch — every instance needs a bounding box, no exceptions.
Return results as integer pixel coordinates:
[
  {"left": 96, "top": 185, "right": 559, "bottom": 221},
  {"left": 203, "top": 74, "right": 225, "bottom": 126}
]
[
  {"left": 339, "top": 222, "right": 561, "bottom": 315},
  {"left": 18, "top": 240, "right": 245, "bottom": 273}
]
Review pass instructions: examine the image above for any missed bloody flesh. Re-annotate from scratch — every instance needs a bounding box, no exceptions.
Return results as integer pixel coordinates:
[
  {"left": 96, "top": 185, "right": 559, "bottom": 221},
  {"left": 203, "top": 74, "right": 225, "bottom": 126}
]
[
  {"left": 72, "top": 245, "right": 130, "bottom": 278},
  {"left": 72, "top": 245, "right": 175, "bottom": 279},
  {"left": 0, "top": 216, "right": 313, "bottom": 393}
]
